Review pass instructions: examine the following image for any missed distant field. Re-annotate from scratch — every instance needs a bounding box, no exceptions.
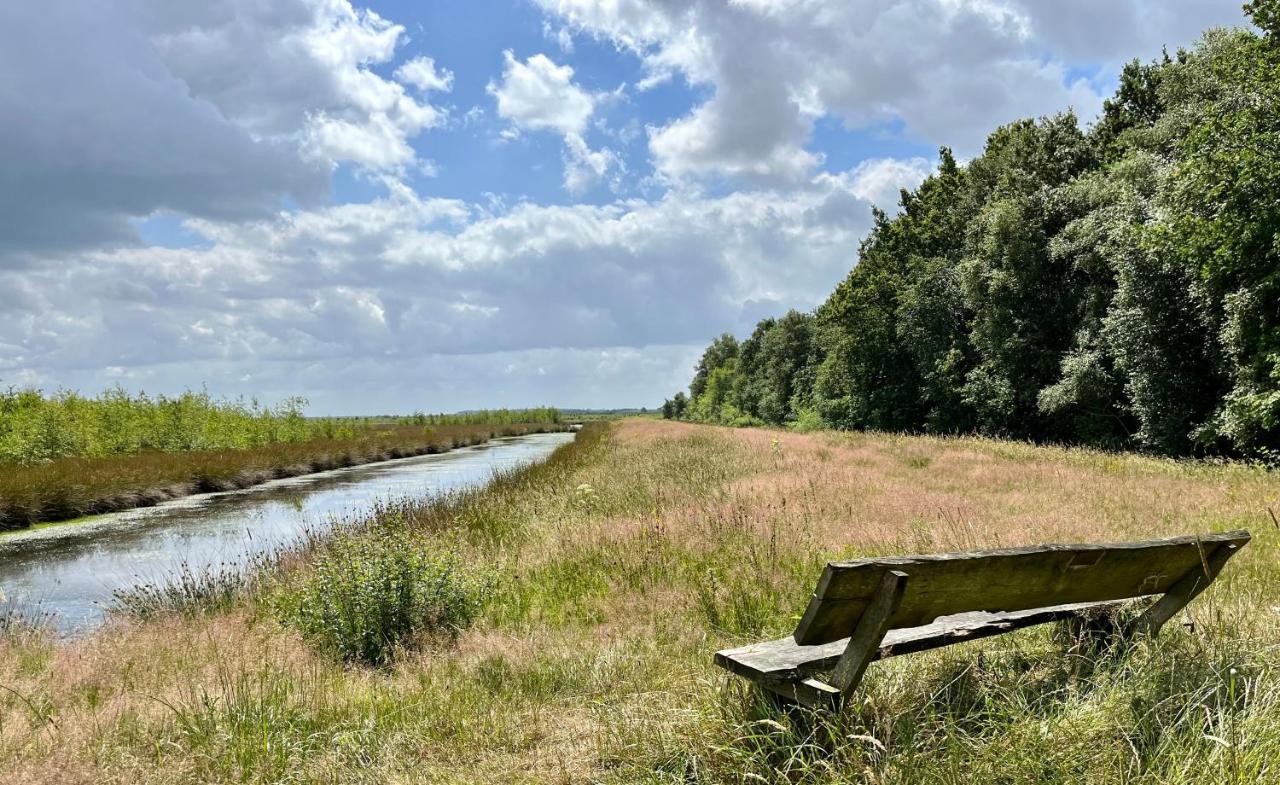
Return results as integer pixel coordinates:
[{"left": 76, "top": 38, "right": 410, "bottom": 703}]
[{"left": 1, "top": 419, "right": 1276, "bottom": 783}]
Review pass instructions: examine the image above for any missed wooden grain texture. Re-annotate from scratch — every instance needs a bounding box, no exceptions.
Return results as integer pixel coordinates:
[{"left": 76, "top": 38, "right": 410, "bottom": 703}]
[
  {"left": 716, "top": 601, "right": 1121, "bottom": 684},
  {"left": 794, "top": 530, "right": 1251, "bottom": 646},
  {"left": 829, "top": 570, "right": 907, "bottom": 692},
  {"left": 1128, "top": 538, "right": 1246, "bottom": 635},
  {"left": 759, "top": 676, "right": 842, "bottom": 710}
]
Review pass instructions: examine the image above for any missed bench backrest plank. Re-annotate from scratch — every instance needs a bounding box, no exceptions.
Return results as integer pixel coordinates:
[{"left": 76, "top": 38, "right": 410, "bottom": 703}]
[{"left": 793, "top": 530, "right": 1251, "bottom": 646}]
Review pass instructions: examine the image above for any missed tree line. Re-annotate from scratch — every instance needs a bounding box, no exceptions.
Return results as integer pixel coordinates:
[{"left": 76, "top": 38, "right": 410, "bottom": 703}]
[{"left": 664, "top": 3, "right": 1280, "bottom": 461}]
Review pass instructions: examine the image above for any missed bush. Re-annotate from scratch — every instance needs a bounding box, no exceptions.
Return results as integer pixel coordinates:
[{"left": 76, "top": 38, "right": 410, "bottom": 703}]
[
  {"left": 278, "top": 529, "right": 488, "bottom": 666},
  {"left": 789, "top": 407, "right": 826, "bottom": 433}
]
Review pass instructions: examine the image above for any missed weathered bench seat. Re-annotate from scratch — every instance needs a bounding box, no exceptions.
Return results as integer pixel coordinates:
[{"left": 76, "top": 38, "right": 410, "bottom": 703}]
[
  {"left": 716, "top": 531, "right": 1251, "bottom": 709},
  {"left": 718, "top": 601, "right": 1118, "bottom": 684}
]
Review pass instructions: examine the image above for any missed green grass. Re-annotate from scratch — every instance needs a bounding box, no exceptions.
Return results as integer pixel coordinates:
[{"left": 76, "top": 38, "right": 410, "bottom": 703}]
[
  {"left": 1, "top": 419, "right": 1277, "bottom": 783},
  {"left": 0, "top": 387, "right": 362, "bottom": 466}
]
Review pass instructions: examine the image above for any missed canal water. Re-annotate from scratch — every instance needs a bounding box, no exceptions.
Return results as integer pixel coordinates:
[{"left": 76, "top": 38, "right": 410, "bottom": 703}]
[{"left": 0, "top": 432, "right": 575, "bottom": 635}]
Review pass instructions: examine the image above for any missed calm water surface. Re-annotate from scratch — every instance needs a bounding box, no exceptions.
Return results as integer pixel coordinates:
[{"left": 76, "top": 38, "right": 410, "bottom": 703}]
[{"left": 0, "top": 432, "right": 574, "bottom": 635}]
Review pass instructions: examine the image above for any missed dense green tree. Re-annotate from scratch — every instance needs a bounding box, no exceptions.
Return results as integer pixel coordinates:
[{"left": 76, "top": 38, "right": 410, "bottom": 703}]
[
  {"left": 669, "top": 7, "right": 1279, "bottom": 461},
  {"left": 688, "top": 333, "right": 739, "bottom": 402},
  {"left": 733, "top": 318, "right": 774, "bottom": 420},
  {"left": 1153, "top": 22, "right": 1280, "bottom": 456},
  {"left": 959, "top": 113, "right": 1098, "bottom": 438},
  {"left": 661, "top": 391, "right": 689, "bottom": 420},
  {"left": 893, "top": 149, "right": 978, "bottom": 433},
  {"left": 814, "top": 208, "right": 924, "bottom": 431},
  {"left": 750, "top": 310, "right": 818, "bottom": 424},
  {"left": 815, "top": 149, "right": 974, "bottom": 432},
  {"left": 1092, "top": 58, "right": 1168, "bottom": 164},
  {"left": 1246, "top": 0, "right": 1280, "bottom": 36},
  {"left": 1034, "top": 165, "right": 1141, "bottom": 447}
]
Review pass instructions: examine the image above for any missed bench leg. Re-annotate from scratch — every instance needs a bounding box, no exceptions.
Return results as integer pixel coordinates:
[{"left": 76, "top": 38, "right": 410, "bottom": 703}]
[
  {"left": 826, "top": 570, "right": 909, "bottom": 701},
  {"left": 1127, "top": 540, "right": 1244, "bottom": 637}
]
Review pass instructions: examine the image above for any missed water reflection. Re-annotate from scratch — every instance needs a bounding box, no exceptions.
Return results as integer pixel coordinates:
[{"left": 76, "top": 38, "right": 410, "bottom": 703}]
[{"left": 0, "top": 432, "right": 574, "bottom": 635}]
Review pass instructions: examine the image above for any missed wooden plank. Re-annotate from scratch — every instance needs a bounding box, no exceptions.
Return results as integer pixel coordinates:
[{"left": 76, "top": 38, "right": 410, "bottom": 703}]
[
  {"left": 829, "top": 570, "right": 908, "bottom": 693},
  {"left": 715, "top": 601, "right": 1120, "bottom": 684},
  {"left": 1128, "top": 538, "right": 1245, "bottom": 636},
  {"left": 794, "top": 531, "right": 1250, "bottom": 645},
  {"left": 759, "top": 676, "right": 841, "bottom": 710}
]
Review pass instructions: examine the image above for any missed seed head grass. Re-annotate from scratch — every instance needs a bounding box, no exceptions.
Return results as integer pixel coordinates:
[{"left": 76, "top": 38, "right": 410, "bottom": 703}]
[{"left": 1, "top": 419, "right": 1277, "bottom": 783}]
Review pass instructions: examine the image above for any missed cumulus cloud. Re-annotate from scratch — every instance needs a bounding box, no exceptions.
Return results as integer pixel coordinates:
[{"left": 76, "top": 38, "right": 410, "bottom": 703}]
[
  {"left": 837, "top": 157, "right": 935, "bottom": 211},
  {"left": 395, "top": 57, "right": 455, "bottom": 93},
  {"left": 0, "top": 0, "right": 447, "bottom": 262},
  {"left": 4, "top": 0, "right": 1246, "bottom": 411},
  {"left": 488, "top": 50, "right": 620, "bottom": 193},
  {"left": 489, "top": 51, "right": 596, "bottom": 136},
  {"left": 536, "top": 0, "right": 1244, "bottom": 183},
  {"left": 562, "top": 135, "right": 624, "bottom": 195},
  {"left": 0, "top": 158, "right": 934, "bottom": 406},
  {"left": 145, "top": 0, "right": 447, "bottom": 170}
]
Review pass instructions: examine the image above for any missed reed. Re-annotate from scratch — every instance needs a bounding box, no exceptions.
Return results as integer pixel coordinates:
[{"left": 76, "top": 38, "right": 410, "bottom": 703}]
[
  {"left": 0, "top": 388, "right": 360, "bottom": 466},
  {"left": 111, "top": 561, "right": 259, "bottom": 621},
  {"left": 0, "top": 422, "right": 565, "bottom": 530}
]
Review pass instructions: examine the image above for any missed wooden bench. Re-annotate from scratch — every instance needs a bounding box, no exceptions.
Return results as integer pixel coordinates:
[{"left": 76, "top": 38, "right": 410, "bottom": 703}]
[{"left": 715, "top": 530, "right": 1251, "bottom": 709}]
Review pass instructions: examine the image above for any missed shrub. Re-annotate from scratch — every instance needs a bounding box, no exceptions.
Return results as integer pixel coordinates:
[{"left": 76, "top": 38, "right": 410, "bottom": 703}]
[
  {"left": 790, "top": 407, "right": 826, "bottom": 433},
  {"left": 278, "top": 529, "right": 488, "bottom": 666}
]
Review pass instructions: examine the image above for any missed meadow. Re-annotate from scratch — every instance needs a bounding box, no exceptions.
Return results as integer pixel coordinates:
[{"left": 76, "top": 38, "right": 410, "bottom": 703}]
[
  {"left": 0, "top": 389, "right": 565, "bottom": 530},
  {"left": 0, "top": 419, "right": 1277, "bottom": 783}
]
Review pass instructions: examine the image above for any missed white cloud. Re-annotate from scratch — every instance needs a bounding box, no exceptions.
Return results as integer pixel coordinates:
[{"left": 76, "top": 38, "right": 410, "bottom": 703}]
[
  {"left": 648, "top": 99, "right": 821, "bottom": 183},
  {"left": 838, "top": 157, "right": 935, "bottom": 211},
  {"left": 536, "top": 0, "right": 1244, "bottom": 183},
  {"left": 489, "top": 50, "right": 597, "bottom": 136},
  {"left": 0, "top": 0, "right": 450, "bottom": 261},
  {"left": 0, "top": 159, "right": 936, "bottom": 407},
  {"left": 563, "top": 134, "right": 624, "bottom": 194},
  {"left": 145, "top": 0, "right": 447, "bottom": 170},
  {"left": 488, "top": 50, "right": 620, "bottom": 193},
  {"left": 542, "top": 20, "right": 576, "bottom": 52},
  {"left": 395, "top": 56, "right": 454, "bottom": 93}
]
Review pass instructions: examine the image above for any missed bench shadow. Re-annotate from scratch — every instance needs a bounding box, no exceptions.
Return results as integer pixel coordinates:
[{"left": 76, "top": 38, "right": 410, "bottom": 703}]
[{"left": 716, "top": 619, "right": 1259, "bottom": 779}]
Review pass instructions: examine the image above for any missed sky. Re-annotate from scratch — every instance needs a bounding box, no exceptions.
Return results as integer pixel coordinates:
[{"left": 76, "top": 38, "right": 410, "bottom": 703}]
[{"left": 0, "top": 0, "right": 1250, "bottom": 414}]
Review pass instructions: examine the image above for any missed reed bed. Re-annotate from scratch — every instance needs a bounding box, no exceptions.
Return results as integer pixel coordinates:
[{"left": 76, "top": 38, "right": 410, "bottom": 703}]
[
  {"left": 0, "top": 422, "right": 564, "bottom": 530},
  {"left": 0, "top": 420, "right": 1276, "bottom": 784},
  {"left": 0, "top": 388, "right": 359, "bottom": 466}
]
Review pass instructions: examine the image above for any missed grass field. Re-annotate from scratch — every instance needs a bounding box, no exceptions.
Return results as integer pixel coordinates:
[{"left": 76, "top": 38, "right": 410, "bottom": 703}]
[{"left": 1, "top": 419, "right": 1276, "bottom": 783}]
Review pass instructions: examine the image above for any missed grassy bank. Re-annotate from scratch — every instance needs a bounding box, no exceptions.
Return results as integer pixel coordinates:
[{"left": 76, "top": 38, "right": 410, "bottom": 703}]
[
  {"left": 1, "top": 420, "right": 1277, "bottom": 783},
  {"left": 0, "top": 422, "right": 564, "bottom": 531}
]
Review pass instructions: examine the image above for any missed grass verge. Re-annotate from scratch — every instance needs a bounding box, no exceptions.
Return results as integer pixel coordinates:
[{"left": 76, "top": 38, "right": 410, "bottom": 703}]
[{"left": 0, "top": 420, "right": 1276, "bottom": 784}]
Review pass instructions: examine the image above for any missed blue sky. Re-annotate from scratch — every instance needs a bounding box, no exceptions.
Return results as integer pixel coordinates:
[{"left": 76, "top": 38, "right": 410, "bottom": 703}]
[{"left": 0, "top": 0, "right": 1249, "bottom": 413}]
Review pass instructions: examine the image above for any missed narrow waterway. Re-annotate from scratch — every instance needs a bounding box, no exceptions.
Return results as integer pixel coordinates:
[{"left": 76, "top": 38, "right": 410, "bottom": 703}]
[{"left": 0, "top": 432, "right": 575, "bottom": 636}]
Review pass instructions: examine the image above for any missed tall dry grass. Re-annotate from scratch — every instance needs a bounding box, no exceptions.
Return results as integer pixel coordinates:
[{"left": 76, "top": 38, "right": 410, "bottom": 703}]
[{"left": 0, "top": 420, "right": 1276, "bottom": 783}]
